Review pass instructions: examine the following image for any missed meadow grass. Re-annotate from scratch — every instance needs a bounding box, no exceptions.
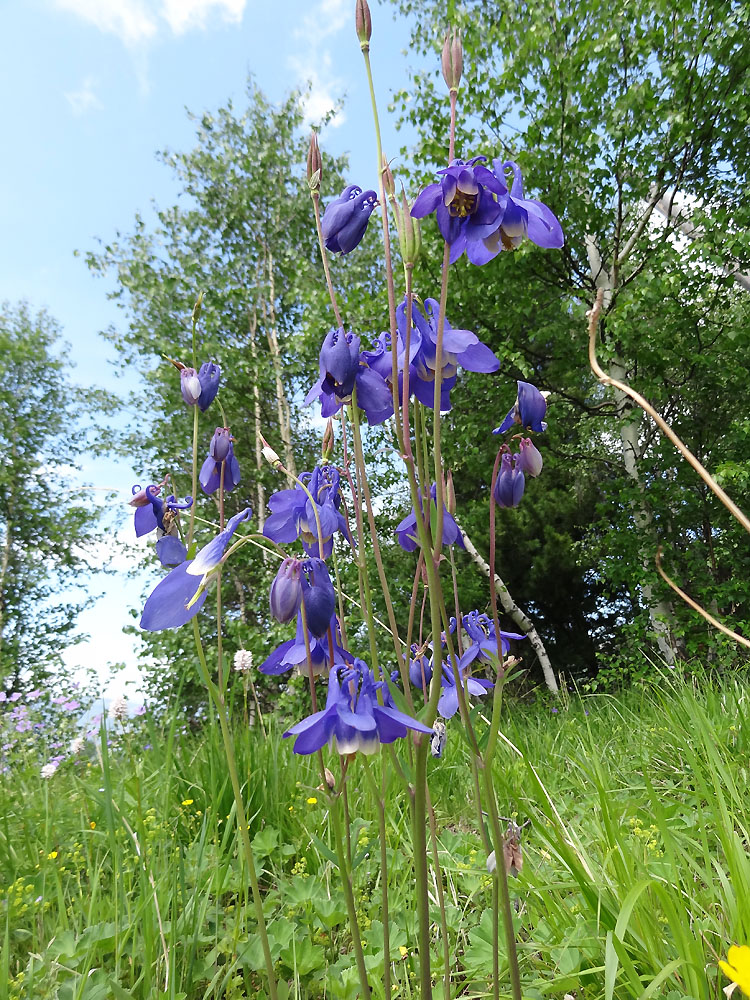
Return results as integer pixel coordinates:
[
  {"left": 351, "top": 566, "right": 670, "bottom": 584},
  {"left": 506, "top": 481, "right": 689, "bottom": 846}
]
[{"left": 1, "top": 670, "right": 747, "bottom": 999}]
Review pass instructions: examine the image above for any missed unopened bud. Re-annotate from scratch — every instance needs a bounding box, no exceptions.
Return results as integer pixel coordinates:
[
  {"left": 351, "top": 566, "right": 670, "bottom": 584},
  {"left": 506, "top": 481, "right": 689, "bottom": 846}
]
[
  {"left": 355, "top": 0, "right": 372, "bottom": 47},
  {"left": 260, "top": 436, "right": 281, "bottom": 466},
  {"left": 322, "top": 418, "right": 335, "bottom": 460},
  {"left": 324, "top": 767, "right": 336, "bottom": 791},
  {"left": 307, "top": 132, "right": 322, "bottom": 193},
  {"left": 192, "top": 290, "right": 204, "bottom": 324},
  {"left": 445, "top": 469, "right": 456, "bottom": 516},
  {"left": 381, "top": 154, "right": 395, "bottom": 200},
  {"left": 397, "top": 188, "right": 421, "bottom": 267},
  {"left": 441, "top": 29, "right": 463, "bottom": 93}
]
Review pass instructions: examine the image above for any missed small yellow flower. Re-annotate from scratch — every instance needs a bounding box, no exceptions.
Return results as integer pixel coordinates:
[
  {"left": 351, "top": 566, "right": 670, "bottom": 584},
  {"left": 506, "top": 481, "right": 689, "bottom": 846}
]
[
  {"left": 181, "top": 799, "right": 194, "bottom": 807},
  {"left": 47, "top": 851, "right": 58, "bottom": 860},
  {"left": 90, "top": 821, "right": 96, "bottom": 829},
  {"left": 720, "top": 945, "right": 750, "bottom": 996},
  {"left": 399, "top": 946, "right": 408, "bottom": 958},
  {"left": 306, "top": 797, "right": 317, "bottom": 805}
]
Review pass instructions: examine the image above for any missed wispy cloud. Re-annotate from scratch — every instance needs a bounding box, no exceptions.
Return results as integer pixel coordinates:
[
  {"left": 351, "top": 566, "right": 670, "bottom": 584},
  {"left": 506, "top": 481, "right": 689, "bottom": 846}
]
[
  {"left": 64, "top": 76, "right": 104, "bottom": 115},
  {"left": 51, "top": 0, "right": 248, "bottom": 44},
  {"left": 290, "top": 0, "right": 348, "bottom": 129}
]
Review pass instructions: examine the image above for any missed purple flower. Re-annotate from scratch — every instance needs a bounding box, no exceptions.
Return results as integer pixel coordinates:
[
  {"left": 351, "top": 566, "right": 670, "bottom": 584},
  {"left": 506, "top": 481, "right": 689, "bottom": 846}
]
[
  {"left": 457, "top": 611, "right": 525, "bottom": 671},
  {"left": 396, "top": 297, "right": 499, "bottom": 411},
  {"left": 187, "top": 508, "right": 252, "bottom": 577},
  {"left": 200, "top": 428, "right": 241, "bottom": 494},
  {"left": 437, "top": 655, "right": 494, "bottom": 719},
  {"left": 411, "top": 156, "right": 507, "bottom": 264},
  {"left": 130, "top": 485, "right": 192, "bottom": 567},
  {"left": 181, "top": 362, "right": 221, "bottom": 410},
  {"left": 267, "top": 557, "right": 336, "bottom": 637},
  {"left": 270, "top": 558, "right": 304, "bottom": 624},
  {"left": 482, "top": 159, "right": 564, "bottom": 255},
  {"left": 321, "top": 184, "right": 378, "bottom": 254},
  {"left": 396, "top": 483, "right": 465, "bottom": 552},
  {"left": 263, "top": 465, "right": 353, "bottom": 558},
  {"left": 409, "top": 646, "right": 432, "bottom": 692},
  {"left": 493, "top": 381, "right": 548, "bottom": 435},
  {"left": 305, "top": 328, "right": 393, "bottom": 425},
  {"left": 283, "top": 659, "right": 432, "bottom": 755},
  {"left": 260, "top": 611, "right": 347, "bottom": 677},
  {"left": 140, "top": 561, "right": 208, "bottom": 631},
  {"left": 493, "top": 453, "right": 525, "bottom": 508}
]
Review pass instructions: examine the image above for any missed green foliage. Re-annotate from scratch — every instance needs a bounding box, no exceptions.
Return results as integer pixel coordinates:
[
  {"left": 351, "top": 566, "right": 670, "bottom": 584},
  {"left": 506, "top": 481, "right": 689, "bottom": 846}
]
[
  {"left": 0, "top": 302, "right": 117, "bottom": 693},
  {"left": 2, "top": 675, "right": 749, "bottom": 997}
]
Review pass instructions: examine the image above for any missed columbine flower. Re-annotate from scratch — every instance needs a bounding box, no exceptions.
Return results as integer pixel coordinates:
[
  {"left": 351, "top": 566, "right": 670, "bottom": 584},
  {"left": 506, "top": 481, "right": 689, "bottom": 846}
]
[
  {"left": 269, "top": 558, "right": 336, "bottom": 635},
  {"left": 130, "top": 484, "right": 192, "bottom": 567},
  {"left": 283, "top": 659, "right": 433, "bottom": 755},
  {"left": 305, "top": 328, "right": 393, "bottom": 424},
  {"left": 720, "top": 946, "right": 750, "bottom": 996},
  {"left": 483, "top": 159, "right": 564, "bottom": 255},
  {"left": 493, "top": 381, "right": 548, "bottom": 435},
  {"left": 321, "top": 184, "right": 378, "bottom": 254},
  {"left": 186, "top": 508, "right": 252, "bottom": 578},
  {"left": 263, "top": 466, "right": 353, "bottom": 558},
  {"left": 180, "top": 362, "right": 221, "bottom": 411},
  {"left": 437, "top": 655, "right": 494, "bottom": 719},
  {"left": 260, "top": 611, "right": 347, "bottom": 677},
  {"left": 396, "top": 483, "right": 465, "bottom": 552},
  {"left": 516, "top": 438, "right": 543, "bottom": 477},
  {"left": 140, "top": 561, "right": 208, "bottom": 631},
  {"left": 458, "top": 611, "right": 525, "bottom": 670},
  {"left": 494, "top": 452, "right": 525, "bottom": 508},
  {"left": 396, "top": 297, "right": 499, "bottom": 411},
  {"left": 411, "top": 156, "right": 507, "bottom": 264},
  {"left": 200, "top": 428, "right": 241, "bottom": 494}
]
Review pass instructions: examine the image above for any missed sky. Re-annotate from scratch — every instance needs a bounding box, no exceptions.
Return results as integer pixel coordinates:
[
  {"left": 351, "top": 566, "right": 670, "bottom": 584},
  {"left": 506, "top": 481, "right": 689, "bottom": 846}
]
[{"left": 1, "top": 0, "right": 421, "bottom": 701}]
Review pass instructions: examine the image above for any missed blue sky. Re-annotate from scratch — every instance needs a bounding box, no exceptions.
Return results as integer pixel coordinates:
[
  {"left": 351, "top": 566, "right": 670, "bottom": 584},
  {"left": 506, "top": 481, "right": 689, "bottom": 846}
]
[{"left": 2, "top": 0, "right": 421, "bottom": 699}]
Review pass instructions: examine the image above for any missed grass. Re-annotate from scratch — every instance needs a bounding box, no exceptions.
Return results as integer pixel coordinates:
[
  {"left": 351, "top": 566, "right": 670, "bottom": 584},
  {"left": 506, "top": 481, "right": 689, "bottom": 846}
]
[{"left": 1, "top": 670, "right": 747, "bottom": 999}]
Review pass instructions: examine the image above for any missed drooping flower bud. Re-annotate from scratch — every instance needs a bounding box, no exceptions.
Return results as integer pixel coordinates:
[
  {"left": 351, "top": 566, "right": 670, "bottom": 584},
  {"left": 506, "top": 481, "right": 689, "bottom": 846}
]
[
  {"left": 209, "top": 427, "right": 231, "bottom": 462},
  {"left": 323, "top": 767, "right": 336, "bottom": 791},
  {"left": 301, "top": 558, "right": 336, "bottom": 637},
  {"left": 355, "top": 0, "right": 372, "bottom": 47},
  {"left": 307, "top": 131, "right": 322, "bottom": 194},
  {"left": 441, "top": 29, "right": 463, "bottom": 93},
  {"left": 270, "top": 558, "right": 304, "bottom": 624},
  {"left": 493, "top": 452, "right": 525, "bottom": 508},
  {"left": 180, "top": 367, "right": 202, "bottom": 406},
  {"left": 516, "top": 438, "right": 543, "bottom": 477},
  {"left": 260, "top": 436, "right": 281, "bottom": 466}
]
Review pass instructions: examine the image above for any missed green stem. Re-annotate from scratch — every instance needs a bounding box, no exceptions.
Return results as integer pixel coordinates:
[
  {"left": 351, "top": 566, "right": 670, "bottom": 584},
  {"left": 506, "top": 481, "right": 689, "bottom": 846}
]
[
  {"left": 311, "top": 193, "right": 343, "bottom": 329},
  {"left": 363, "top": 756, "right": 391, "bottom": 1000},
  {"left": 426, "top": 788, "right": 451, "bottom": 1000},
  {"left": 187, "top": 405, "right": 199, "bottom": 547},
  {"left": 330, "top": 787, "right": 372, "bottom": 999},
  {"left": 191, "top": 620, "right": 278, "bottom": 1000}
]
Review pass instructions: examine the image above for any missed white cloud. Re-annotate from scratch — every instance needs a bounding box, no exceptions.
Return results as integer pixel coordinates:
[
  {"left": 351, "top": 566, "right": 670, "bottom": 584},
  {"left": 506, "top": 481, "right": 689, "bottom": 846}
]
[
  {"left": 161, "top": 0, "right": 246, "bottom": 34},
  {"left": 64, "top": 76, "right": 104, "bottom": 115},
  {"left": 51, "top": 0, "right": 248, "bottom": 45},
  {"left": 294, "top": 0, "right": 347, "bottom": 42},
  {"left": 52, "top": 0, "right": 159, "bottom": 46}
]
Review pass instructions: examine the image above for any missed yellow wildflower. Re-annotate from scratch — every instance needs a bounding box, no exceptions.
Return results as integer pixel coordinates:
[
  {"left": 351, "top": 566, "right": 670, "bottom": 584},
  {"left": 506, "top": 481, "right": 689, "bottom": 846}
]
[
  {"left": 720, "top": 945, "right": 750, "bottom": 996},
  {"left": 181, "top": 799, "right": 194, "bottom": 807},
  {"left": 47, "top": 851, "right": 58, "bottom": 860},
  {"left": 90, "top": 822, "right": 96, "bottom": 830},
  {"left": 399, "top": 946, "right": 408, "bottom": 958},
  {"left": 306, "top": 797, "right": 317, "bottom": 806}
]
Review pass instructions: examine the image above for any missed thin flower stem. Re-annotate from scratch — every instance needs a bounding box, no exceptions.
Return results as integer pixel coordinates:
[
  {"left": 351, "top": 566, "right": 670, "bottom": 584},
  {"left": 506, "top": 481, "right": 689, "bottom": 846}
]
[
  {"left": 187, "top": 405, "right": 199, "bottom": 547},
  {"left": 190, "top": 620, "right": 278, "bottom": 1000},
  {"left": 216, "top": 466, "right": 225, "bottom": 694},
  {"left": 362, "top": 756, "right": 391, "bottom": 1000},
  {"left": 330, "top": 782, "right": 372, "bottom": 999},
  {"left": 311, "top": 193, "right": 344, "bottom": 329},
  {"left": 426, "top": 787, "right": 451, "bottom": 1000},
  {"left": 349, "top": 394, "right": 408, "bottom": 685},
  {"left": 401, "top": 272, "right": 415, "bottom": 463}
]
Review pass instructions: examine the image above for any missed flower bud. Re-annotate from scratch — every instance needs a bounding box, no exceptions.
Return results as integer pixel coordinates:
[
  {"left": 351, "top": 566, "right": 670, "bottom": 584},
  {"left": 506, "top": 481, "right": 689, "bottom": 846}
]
[
  {"left": 196, "top": 361, "right": 221, "bottom": 412},
  {"left": 381, "top": 154, "right": 395, "bottom": 200},
  {"left": 493, "top": 453, "right": 525, "bottom": 508},
  {"left": 301, "top": 558, "right": 336, "bottom": 637},
  {"left": 307, "top": 131, "right": 322, "bottom": 194},
  {"left": 260, "top": 436, "right": 281, "bottom": 466},
  {"left": 445, "top": 469, "right": 456, "bottom": 515},
  {"left": 209, "top": 427, "right": 232, "bottom": 462},
  {"left": 516, "top": 438, "right": 543, "bottom": 478},
  {"left": 323, "top": 767, "right": 336, "bottom": 791},
  {"left": 180, "top": 367, "right": 202, "bottom": 406},
  {"left": 441, "top": 29, "right": 463, "bottom": 93},
  {"left": 397, "top": 188, "right": 421, "bottom": 267},
  {"left": 192, "top": 290, "right": 204, "bottom": 324},
  {"left": 270, "top": 558, "right": 304, "bottom": 624},
  {"left": 355, "top": 0, "right": 372, "bottom": 47},
  {"left": 321, "top": 418, "right": 335, "bottom": 461}
]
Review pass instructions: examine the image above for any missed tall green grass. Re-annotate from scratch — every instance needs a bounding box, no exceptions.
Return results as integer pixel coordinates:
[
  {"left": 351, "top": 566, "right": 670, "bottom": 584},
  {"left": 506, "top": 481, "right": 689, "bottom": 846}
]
[{"left": 1, "top": 672, "right": 747, "bottom": 998}]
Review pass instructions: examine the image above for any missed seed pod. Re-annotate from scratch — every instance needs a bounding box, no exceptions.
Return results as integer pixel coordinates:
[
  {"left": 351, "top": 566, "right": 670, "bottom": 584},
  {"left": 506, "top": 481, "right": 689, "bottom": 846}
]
[
  {"left": 355, "top": 0, "right": 372, "bottom": 47},
  {"left": 441, "top": 28, "right": 463, "bottom": 93},
  {"left": 307, "top": 131, "right": 322, "bottom": 193}
]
